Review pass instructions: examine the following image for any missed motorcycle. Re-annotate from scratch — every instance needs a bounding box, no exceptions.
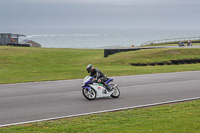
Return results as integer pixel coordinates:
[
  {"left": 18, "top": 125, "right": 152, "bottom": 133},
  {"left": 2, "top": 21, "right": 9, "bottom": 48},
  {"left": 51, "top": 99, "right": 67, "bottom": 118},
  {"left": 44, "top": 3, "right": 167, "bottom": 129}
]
[{"left": 82, "top": 76, "right": 120, "bottom": 100}]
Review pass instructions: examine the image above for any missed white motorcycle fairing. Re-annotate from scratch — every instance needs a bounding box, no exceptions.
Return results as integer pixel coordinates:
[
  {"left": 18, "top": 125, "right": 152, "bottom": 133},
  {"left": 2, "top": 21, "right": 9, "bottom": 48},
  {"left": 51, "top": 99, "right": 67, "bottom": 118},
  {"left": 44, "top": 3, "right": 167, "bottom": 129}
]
[{"left": 89, "top": 83, "right": 114, "bottom": 98}]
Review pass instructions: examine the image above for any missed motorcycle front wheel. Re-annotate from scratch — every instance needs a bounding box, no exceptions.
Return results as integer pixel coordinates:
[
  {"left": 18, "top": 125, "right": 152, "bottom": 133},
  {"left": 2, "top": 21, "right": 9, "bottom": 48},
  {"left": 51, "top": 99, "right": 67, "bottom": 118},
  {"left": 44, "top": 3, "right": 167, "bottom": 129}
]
[
  {"left": 110, "top": 84, "right": 120, "bottom": 98},
  {"left": 82, "top": 87, "right": 96, "bottom": 100}
]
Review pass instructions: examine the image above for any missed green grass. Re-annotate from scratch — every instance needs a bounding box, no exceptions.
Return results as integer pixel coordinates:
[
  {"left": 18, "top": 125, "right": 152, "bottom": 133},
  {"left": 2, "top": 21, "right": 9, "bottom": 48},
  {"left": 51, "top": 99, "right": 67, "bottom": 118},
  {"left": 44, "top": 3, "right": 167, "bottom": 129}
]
[
  {"left": 1, "top": 100, "right": 199, "bottom": 133},
  {"left": 1, "top": 47, "right": 200, "bottom": 84},
  {"left": 0, "top": 47, "right": 102, "bottom": 83}
]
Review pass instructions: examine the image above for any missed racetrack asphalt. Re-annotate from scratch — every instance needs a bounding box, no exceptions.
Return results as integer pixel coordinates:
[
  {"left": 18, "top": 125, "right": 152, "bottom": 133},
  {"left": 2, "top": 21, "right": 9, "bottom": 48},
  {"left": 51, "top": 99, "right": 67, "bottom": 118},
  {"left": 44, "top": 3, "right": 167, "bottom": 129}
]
[{"left": 0, "top": 71, "right": 200, "bottom": 126}]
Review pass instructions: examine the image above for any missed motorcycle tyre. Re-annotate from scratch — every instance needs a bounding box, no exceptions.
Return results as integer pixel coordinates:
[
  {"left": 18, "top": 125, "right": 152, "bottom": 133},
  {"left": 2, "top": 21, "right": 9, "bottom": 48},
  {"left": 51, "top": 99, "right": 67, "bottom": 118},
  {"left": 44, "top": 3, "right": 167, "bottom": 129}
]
[
  {"left": 110, "top": 84, "right": 120, "bottom": 98},
  {"left": 82, "top": 87, "right": 96, "bottom": 100}
]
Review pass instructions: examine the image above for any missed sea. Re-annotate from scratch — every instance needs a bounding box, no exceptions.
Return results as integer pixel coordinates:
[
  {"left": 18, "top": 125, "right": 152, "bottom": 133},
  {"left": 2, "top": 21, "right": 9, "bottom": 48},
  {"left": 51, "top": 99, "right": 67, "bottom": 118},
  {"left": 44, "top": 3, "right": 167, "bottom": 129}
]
[{"left": 2, "top": 28, "right": 200, "bottom": 48}]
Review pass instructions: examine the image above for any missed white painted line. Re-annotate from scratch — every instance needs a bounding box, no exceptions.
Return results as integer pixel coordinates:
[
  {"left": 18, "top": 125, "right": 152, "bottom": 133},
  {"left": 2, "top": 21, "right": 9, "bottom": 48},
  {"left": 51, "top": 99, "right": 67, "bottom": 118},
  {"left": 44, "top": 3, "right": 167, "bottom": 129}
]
[{"left": 0, "top": 97, "right": 199, "bottom": 128}]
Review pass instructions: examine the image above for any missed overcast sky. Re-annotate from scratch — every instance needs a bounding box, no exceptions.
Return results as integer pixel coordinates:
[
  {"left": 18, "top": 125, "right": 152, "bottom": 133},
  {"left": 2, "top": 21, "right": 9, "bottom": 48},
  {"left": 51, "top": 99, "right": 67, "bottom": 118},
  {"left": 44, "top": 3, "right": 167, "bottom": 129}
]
[{"left": 1, "top": 0, "right": 200, "bottom": 29}]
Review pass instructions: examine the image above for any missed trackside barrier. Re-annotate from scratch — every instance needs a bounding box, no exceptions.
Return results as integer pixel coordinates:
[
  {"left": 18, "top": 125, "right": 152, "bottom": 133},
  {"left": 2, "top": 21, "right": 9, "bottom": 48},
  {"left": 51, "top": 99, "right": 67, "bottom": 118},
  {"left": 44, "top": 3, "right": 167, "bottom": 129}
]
[
  {"left": 104, "top": 47, "right": 163, "bottom": 57},
  {"left": 141, "top": 36, "right": 200, "bottom": 46}
]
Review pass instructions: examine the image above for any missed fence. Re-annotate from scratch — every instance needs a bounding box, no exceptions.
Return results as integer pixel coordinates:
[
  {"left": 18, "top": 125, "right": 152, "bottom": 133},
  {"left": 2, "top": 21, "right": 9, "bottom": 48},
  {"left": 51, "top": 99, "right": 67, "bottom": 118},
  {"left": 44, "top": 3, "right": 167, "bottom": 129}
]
[{"left": 141, "top": 36, "right": 200, "bottom": 46}]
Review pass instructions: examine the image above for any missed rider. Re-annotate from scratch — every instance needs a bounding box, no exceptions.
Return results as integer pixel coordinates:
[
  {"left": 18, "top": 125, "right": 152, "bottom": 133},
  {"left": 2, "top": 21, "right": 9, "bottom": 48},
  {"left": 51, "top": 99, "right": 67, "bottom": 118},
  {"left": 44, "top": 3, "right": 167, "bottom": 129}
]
[{"left": 86, "top": 64, "right": 112, "bottom": 91}]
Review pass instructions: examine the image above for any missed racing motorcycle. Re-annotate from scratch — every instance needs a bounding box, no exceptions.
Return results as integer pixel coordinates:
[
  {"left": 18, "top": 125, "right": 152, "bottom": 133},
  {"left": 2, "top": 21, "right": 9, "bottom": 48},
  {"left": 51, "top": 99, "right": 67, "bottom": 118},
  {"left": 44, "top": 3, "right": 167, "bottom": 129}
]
[{"left": 82, "top": 76, "right": 120, "bottom": 100}]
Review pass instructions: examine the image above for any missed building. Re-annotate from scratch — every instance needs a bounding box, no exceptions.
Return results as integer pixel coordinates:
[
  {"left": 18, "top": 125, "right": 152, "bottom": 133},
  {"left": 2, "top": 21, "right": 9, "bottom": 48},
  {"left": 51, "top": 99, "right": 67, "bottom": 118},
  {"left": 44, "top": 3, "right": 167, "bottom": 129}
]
[
  {"left": 0, "top": 33, "right": 41, "bottom": 47},
  {"left": 20, "top": 39, "right": 41, "bottom": 47},
  {"left": 0, "top": 33, "right": 26, "bottom": 46}
]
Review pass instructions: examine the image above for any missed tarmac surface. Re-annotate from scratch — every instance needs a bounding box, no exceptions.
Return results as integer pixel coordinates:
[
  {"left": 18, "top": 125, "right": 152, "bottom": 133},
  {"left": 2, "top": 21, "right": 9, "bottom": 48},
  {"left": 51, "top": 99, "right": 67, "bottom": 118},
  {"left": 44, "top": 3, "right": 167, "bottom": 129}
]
[{"left": 0, "top": 71, "right": 200, "bottom": 126}]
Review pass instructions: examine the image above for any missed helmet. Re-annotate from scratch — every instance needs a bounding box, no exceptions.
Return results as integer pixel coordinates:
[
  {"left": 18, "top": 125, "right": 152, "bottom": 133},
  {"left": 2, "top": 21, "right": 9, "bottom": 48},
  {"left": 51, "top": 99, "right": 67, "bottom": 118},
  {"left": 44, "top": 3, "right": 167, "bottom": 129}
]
[{"left": 86, "top": 64, "right": 94, "bottom": 73}]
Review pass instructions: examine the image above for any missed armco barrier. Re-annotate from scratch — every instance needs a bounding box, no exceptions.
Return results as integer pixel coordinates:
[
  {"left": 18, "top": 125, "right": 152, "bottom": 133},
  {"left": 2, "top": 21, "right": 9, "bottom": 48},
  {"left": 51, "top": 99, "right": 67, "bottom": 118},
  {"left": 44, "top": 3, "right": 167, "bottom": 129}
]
[
  {"left": 141, "top": 36, "right": 200, "bottom": 46},
  {"left": 104, "top": 47, "right": 163, "bottom": 57}
]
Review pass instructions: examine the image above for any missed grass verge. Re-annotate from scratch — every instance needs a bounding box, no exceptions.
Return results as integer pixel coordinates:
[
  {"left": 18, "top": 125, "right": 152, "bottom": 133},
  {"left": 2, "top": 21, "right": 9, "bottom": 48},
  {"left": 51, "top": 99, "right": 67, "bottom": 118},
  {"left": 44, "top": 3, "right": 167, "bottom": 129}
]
[
  {"left": 0, "top": 100, "right": 199, "bottom": 132},
  {"left": 1, "top": 47, "right": 200, "bottom": 84}
]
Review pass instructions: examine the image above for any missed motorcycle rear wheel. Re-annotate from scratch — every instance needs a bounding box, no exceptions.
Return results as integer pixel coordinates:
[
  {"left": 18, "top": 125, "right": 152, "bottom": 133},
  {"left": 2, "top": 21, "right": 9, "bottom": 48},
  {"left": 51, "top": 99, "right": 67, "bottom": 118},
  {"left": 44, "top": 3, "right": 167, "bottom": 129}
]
[{"left": 82, "top": 87, "right": 96, "bottom": 100}]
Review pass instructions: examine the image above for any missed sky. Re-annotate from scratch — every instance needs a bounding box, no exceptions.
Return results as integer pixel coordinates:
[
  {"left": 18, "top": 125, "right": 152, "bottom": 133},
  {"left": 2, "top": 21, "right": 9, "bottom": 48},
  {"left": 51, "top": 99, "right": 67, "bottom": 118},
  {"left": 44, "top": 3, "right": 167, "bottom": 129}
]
[{"left": 0, "top": 0, "right": 200, "bottom": 29}]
